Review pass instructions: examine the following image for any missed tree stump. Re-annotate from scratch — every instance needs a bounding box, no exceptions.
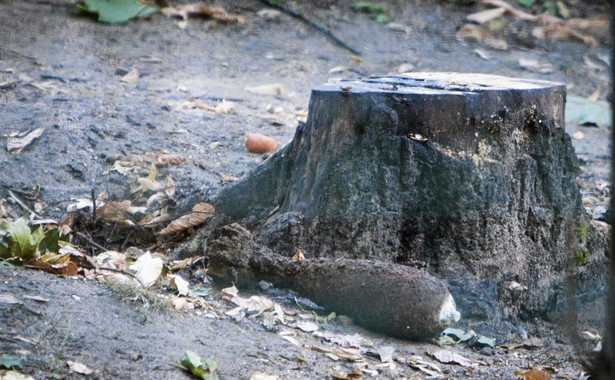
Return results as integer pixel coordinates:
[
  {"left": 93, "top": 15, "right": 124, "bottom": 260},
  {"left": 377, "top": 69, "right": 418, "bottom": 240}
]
[{"left": 215, "top": 73, "right": 606, "bottom": 323}]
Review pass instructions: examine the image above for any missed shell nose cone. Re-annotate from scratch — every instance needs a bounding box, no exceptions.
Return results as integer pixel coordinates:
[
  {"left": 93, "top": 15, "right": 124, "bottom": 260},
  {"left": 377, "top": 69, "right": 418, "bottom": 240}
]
[{"left": 439, "top": 294, "right": 461, "bottom": 326}]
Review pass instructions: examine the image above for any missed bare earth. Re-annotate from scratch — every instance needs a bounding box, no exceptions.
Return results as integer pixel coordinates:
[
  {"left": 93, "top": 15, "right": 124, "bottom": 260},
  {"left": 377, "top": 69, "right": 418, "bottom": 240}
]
[{"left": 0, "top": 0, "right": 610, "bottom": 379}]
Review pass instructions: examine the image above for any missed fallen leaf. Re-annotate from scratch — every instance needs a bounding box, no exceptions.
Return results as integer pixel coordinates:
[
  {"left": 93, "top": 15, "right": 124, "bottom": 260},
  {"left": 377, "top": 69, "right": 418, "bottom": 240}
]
[
  {"left": 513, "top": 368, "right": 551, "bottom": 380},
  {"left": 581, "top": 331, "right": 601, "bottom": 341},
  {"left": 249, "top": 373, "right": 279, "bottom": 380},
  {"left": 386, "top": 22, "right": 411, "bottom": 34},
  {"left": 0, "top": 370, "right": 35, "bottom": 380},
  {"left": 22, "top": 295, "right": 50, "bottom": 302},
  {"left": 473, "top": 48, "right": 490, "bottom": 60},
  {"left": 467, "top": 7, "right": 506, "bottom": 24},
  {"left": 376, "top": 346, "right": 395, "bottom": 363},
  {"left": 256, "top": 8, "right": 281, "bottom": 21},
  {"left": 130, "top": 251, "right": 163, "bottom": 287},
  {"left": 77, "top": 0, "right": 157, "bottom": 24},
  {"left": 179, "top": 351, "right": 218, "bottom": 380},
  {"left": 218, "top": 172, "right": 237, "bottom": 182},
  {"left": 476, "top": 335, "right": 496, "bottom": 348},
  {"left": 292, "top": 250, "right": 305, "bottom": 261},
  {"left": 6, "top": 128, "right": 45, "bottom": 154},
  {"left": 158, "top": 202, "right": 215, "bottom": 235},
  {"left": 456, "top": 23, "right": 489, "bottom": 43},
  {"left": 295, "top": 321, "right": 319, "bottom": 333},
  {"left": 309, "top": 345, "right": 363, "bottom": 362},
  {"left": 245, "top": 83, "right": 285, "bottom": 96},
  {"left": 92, "top": 250, "right": 126, "bottom": 270},
  {"left": 328, "top": 65, "right": 348, "bottom": 75},
  {"left": 67, "top": 360, "right": 94, "bottom": 375},
  {"left": 168, "top": 273, "right": 190, "bottom": 296},
  {"left": 431, "top": 349, "right": 472, "bottom": 367},
  {"left": 407, "top": 355, "right": 443, "bottom": 378},
  {"left": 120, "top": 68, "right": 139, "bottom": 83},
  {"left": 0, "top": 294, "right": 21, "bottom": 305},
  {"left": 97, "top": 200, "right": 144, "bottom": 226},
  {"left": 330, "top": 369, "right": 363, "bottom": 380},
  {"left": 518, "top": 58, "right": 554, "bottom": 74},
  {"left": 321, "top": 332, "right": 364, "bottom": 348},
  {"left": 280, "top": 334, "right": 300, "bottom": 346},
  {"left": 168, "top": 296, "right": 189, "bottom": 310},
  {"left": 162, "top": 3, "right": 245, "bottom": 23},
  {"left": 220, "top": 285, "right": 239, "bottom": 300},
  {"left": 482, "top": 0, "right": 536, "bottom": 21}
]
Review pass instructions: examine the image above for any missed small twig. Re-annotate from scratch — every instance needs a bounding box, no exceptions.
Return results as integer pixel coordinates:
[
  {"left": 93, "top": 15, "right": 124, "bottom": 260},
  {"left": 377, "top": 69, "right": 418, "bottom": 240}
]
[
  {"left": 91, "top": 188, "right": 97, "bottom": 221},
  {"left": 7, "top": 189, "right": 42, "bottom": 219},
  {"left": 76, "top": 231, "right": 107, "bottom": 252},
  {"left": 257, "top": 0, "right": 361, "bottom": 56}
]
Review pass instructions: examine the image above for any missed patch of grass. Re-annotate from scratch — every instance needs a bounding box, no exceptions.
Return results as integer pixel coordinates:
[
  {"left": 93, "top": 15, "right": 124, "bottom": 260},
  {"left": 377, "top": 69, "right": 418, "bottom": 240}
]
[
  {"left": 579, "top": 221, "right": 588, "bottom": 240},
  {"left": 573, "top": 247, "right": 590, "bottom": 265}
]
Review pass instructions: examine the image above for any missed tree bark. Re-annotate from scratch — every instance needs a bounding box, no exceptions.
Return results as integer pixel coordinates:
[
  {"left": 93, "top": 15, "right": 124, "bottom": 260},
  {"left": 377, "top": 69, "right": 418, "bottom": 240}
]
[{"left": 216, "top": 73, "right": 607, "bottom": 326}]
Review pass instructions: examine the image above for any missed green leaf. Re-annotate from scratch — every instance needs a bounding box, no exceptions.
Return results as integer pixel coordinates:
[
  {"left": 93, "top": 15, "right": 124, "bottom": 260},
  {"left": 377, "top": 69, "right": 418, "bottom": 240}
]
[
  {"left": 179, "top": 351, "right": 218, "bottom": 380},
  {"left": 518, "top": 0, "right": 534, "bottom": 7},
  {"left": 0, "top": 354, "right": 25, "bottom": 370},
  {"left": 375, "top": 13, "right": 389, "bottom": 24},
  {"left": 0, "top": 218, "right": 44, "bottom": 260},
  {"left": 79, "top": 0, "right": 158, "bottom": 24},
  {"left": 39, "top": 228, "right": 60, "bottom": 254},
  {"left": 544, "top": 1, "right": 557, "bottom": 16},
  {"left": 476, "top": 335, "right": 497, "bottom": 348},
  {"left": 355, "top": 1, "right": 386, "bottom": 14}
]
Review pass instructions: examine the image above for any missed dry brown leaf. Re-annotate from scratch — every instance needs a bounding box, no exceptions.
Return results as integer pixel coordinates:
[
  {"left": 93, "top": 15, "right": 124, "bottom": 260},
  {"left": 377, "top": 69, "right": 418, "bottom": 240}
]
[
  {"left": 456, "top": 24, "right": 489, "bottom": 43},
  {"left": 482, "top": 0, "right": 536, "bottom": 21},
  {"left": 484, "top": 36, "right": 508, "bottom": 50},
  {"left": 220, "top": 285, "right": 239, "bottom": 300},
  {"left": 407, "top": 355, "right": 443, "bottom": 377},
  {"left": 92, "top": 250, "right": 126, "bottom": 270},
  {"left": 26, "top": 258, "right": 79, "bottom": 276},
  {"left": 67, "top": 361, "right": 94, "bottom": 375},
  {"left": 168, "top": 295, "right": 189, "bottom": 310},
  {"left": 215, "top": 99, "right": 236, "bottom": 114},
  {"left": 467, "top": 7, "right": 506, "bottom": 24},
  {"left": 218, "top": 172, "right": 237, "bottom": 182},
  {"left": 330, "top": 369, "right": 363, "bottom": 380},
  {"left": 158, "top": 202, "right": 215, "bottom": 235},
  {"left": 155, "top": 153, "right": 186, "bottom": 167},
  {"left": 431, "top": 349, "right": 472, "bottom": 367},
  {"left": 245, "top": 83, "right": 285, "bottom": 96},
  {"left": 513, "top": 368, "right": 551, "bottom": 380},
  {"left": 292, "top": 249, "right": 305, "bottom": 261},
  {"left": 309, "top": 345, "right": 363, "bottom": 362},
  {"left": 6, "top": 127, "right": 45, "bottom": 154},
  {"left": 539, "top": 17, "right": 600, "bottom": 47}
]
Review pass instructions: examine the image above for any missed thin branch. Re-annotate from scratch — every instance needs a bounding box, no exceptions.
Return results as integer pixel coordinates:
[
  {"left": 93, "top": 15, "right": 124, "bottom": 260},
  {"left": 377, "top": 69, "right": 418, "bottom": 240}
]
[
  {"left": 7, "top": 189, "right": 42, "bottom": 219},
  {"left": 257, "top": 0, "right": 361, "bottom": 56},
  {"left": 96, "top": 266, "right": 148, "bottom": 289},
  {"left": 76, "top": 231, "right": 108, "bottom": 252}
]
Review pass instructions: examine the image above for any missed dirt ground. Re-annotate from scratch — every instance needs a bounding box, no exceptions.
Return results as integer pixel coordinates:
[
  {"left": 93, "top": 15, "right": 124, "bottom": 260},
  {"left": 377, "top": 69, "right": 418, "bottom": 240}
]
[{"left": 0, "top": 0, "right": 611, "bottom": 379}]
